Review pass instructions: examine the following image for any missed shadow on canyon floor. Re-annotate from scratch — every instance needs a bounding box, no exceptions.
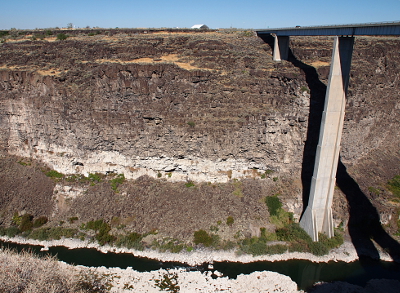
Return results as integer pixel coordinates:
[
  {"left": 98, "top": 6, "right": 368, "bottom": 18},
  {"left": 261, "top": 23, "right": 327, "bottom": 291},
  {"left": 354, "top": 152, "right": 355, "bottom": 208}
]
[
  {"left": 336, "top": 160, "right": 400, "bottom": 262},
  {"left": 258, "top": 35, "right": 400, "bottom": 263}
]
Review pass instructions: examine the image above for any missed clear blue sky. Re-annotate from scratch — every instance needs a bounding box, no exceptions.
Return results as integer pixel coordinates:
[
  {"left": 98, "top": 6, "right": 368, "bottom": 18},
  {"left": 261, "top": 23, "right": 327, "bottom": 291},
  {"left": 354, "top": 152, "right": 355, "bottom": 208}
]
[{"left": 1, "top": 0, "right": 399, "bottom": 30}]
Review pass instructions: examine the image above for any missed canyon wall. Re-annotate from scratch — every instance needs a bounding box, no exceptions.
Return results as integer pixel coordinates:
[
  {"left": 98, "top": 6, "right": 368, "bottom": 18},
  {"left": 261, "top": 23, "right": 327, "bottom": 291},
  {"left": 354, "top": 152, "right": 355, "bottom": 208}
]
[
  {"left": 0, "top": 30, "right": 399, "bottom": 238},
  {"left": 1, "top": 33, "right": 398, "bottom": 184}
]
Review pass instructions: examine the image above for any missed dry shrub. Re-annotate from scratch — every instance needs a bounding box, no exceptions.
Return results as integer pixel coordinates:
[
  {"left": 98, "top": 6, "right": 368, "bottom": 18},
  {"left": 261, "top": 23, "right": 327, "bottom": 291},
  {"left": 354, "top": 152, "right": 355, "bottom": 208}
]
[{"left": 0, "top": 248, "right": 108, "bottom": 293}]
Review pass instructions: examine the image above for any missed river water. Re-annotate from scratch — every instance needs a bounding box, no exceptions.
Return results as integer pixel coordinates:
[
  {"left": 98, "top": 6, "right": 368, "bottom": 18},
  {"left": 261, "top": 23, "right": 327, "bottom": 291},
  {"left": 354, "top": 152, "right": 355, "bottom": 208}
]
[{"left": 1, "top": 240, "right": 400, "bottom": 291}]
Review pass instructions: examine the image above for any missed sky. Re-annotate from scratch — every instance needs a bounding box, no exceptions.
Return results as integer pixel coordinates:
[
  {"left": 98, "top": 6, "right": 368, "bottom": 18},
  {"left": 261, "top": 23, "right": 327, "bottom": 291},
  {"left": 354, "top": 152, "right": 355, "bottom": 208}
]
[{"left": 1, "top": 0, "right": 399, "bottom": 30}]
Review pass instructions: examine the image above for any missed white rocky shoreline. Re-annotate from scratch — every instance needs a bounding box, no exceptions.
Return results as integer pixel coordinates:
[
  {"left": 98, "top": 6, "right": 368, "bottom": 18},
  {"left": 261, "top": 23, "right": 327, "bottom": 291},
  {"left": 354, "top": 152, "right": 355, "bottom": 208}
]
[
  {"left": 0, "top": 236, "right": 396, "bottom": 293},
  {"left": 0, "top": 235, "right": 393, "bottom": 265}
]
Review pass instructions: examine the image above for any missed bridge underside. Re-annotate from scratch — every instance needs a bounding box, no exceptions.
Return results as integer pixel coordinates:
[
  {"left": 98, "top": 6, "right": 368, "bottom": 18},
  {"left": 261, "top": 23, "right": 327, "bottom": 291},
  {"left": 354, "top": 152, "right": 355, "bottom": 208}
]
[{"left": 256, "top": 21, "right": 400, "bottom": 37}]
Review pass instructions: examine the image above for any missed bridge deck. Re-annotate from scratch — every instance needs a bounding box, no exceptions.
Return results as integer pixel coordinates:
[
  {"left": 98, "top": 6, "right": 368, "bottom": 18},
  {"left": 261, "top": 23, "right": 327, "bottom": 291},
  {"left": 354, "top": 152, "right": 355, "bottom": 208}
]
[{"left": 256, "top": 21, "right": 400, "bottom": 36}]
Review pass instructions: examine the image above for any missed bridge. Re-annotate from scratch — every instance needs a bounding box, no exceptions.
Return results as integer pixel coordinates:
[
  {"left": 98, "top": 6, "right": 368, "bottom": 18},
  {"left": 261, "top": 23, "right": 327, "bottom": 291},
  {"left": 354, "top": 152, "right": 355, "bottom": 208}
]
[{"left": 256, "top": 22, "right": 400, "bottom": 241}]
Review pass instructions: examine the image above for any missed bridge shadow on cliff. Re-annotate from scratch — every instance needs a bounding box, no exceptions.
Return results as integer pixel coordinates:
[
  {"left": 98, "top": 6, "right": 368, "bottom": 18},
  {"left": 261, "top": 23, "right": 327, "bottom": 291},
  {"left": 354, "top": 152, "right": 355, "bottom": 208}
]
[
  {"left": 336, "top": 160, "right": 400, "bottom": 262},
  {"left": 259, "top": 35, "right": 326, "bottom": 209},
  {"left": 259, "top": 35, "right": 400, "bottom": 264}
]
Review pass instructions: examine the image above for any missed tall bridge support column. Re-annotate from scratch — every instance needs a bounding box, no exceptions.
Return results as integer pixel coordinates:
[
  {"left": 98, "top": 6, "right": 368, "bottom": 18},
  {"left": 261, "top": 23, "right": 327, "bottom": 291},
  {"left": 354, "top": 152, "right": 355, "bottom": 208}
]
[
  {"left": 300, "top": 36, "right": 354, "bottom": 241},
  {"left": 273, "top": 35, "right": 289, "bottom": 61}
]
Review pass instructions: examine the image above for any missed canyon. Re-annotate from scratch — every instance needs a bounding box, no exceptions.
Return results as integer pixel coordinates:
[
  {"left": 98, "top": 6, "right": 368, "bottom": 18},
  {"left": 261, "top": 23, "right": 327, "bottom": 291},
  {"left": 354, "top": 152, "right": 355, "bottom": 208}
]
[{"left": 0, "top": 29, "right": 399, "bottom": 243}]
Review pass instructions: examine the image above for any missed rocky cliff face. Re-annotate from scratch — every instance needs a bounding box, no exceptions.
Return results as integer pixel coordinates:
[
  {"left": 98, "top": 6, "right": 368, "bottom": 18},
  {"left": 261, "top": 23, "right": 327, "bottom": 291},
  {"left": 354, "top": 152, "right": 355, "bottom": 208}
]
[
  {"left": 1, "top": 33, "right": 398, "bottom": 183},
  {"left": 0, "top": 31, "right": 399, "bottom": 238},
  {"left": 0, "top": 32, "right": 313, "bottom": 182}
]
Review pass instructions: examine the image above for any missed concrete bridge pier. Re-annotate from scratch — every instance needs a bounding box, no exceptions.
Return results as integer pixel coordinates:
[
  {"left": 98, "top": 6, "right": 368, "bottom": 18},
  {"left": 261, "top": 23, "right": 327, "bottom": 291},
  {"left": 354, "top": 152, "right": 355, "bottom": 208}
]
[
  {"left": 273, "top": 35, "right": 290, "bottom": 61},
  {"left": 299, "top": 36, "right": 354, "bottom": 241}
]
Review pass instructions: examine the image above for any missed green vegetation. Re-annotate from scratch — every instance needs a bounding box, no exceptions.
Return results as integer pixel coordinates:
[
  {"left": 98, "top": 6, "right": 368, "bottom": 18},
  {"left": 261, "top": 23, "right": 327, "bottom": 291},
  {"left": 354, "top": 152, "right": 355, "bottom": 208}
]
[
  {"left": 213, "top": 239, "right": 236, "bottom": 251},
  {"left": 317, "top": 232, "right": 344, "bottom": 254},
  {"left": 0, "top": 171, "right": 343, "bottom": 257},
  {"left": 44, "top": 169, "right": 125, "bottom": 191},
  {"left": 260, "top": 169, "right": 274, "bottom": 179},
  {"left": 276, "top": 223, "right": 310, "bottom": 242},
  {"left": 88, "top": 31, "right": 100, "bottom": 36},
  {"left": 276, "top": 223, "right": 343, "bottom": 256},
  {"left": 240, "top": 237, "right": 287, "bottom": 256},
  {"left": 265, "top": 194, "right": 283, "bottom": 216},
  {"left": 115, "top": 232, "right": 143, "bottom": 250},
  {"left": 82, "top": 219, "right": 115, "bottom": 245},
  {"left": 185, "top": 181, "right": 195, "bottom": 188},
  {"left": 17, "top": 160, "right": 31, "bottom": 166},
  {"left": 65, "top": 174, "right": 87, "bottom": 182},
  {"left": 239, "top": 30, "right": 254, "bottom": 37},
  {"left": 226, "top": 216, "right": 234, "bottom": 226},
  {"left": 263, "top": 195, "right": 342, "bottom": 255},
  {"left": 33, "top": 216, "right": 48, "bottom": 228},
  {"left": 232, "top": 180, "right": 243, "bottom": 197},
  {"left": 240, "top": 237, "right": 267, "bottom": 256},
  {"left": 152, "top": 237, "right": 186, "bottom": 253},
  {"left": 32, "top": 34, "right": 45, "bottom": 40},
  {"left": 37, "top": 195, "right": 340, "bottom": 255},
  {"left": 69, "top": 216, "right": 79, "bottom": 223},
  {"left": 28, "top": 227, "right": 79, "bottom": 241},
  {"left": 154, "top": 272, "right": 180, "bottom": 293},
  {"left": 19, "top": 214, "right": 34, "bottom": 232},
  {"left": 82, "top": 219, "right": 107, "bottom": 231},
  {"left": 269, "top": 207, "right": 293, "bottom": 229},
  {"left": 0, "top": 31, "right": 9, "bottom": 38},
  {"left": 12, "top": 212, "right": 22, "bottom": 226},
  {"left": 387, "top": 175, "right": 400, "bottom": 198},
  {"left": 56, "top": 33, "right": 68, "bottom": 40},
  {"left": 110, "top": 174, "right": 125, "bottom": 192},
  {"left": 210, "top": 225, "right": 219, "bottom": 232},
  {"left": 187, "top": 121, "right": 195, "bottom": 127},
  {"left": 4, "top": 215, "right": 143, "bottom": 248},
  {"left": 0, "top": 226, "right": 20, "bottom": 238},
  {"left": 1, "top": 212, "right": 343, "bottom": 256},
  {"left": 300, "top": 86, "right": 310, "bottom": 93},
  {"left": 238, "top": 227, "right": 283, "bottom": 256},
  {"left": 368, "top": 186, "right": 381, "bottom": 195},
  {"left": 45, "top": 170, "right": 64, "bottom": 179},
  {"left": 193, "top": 229, "right": 214, "bottom": 247},
  {"left": 88, "top": 172, "right": 102, "bottom": 183}
]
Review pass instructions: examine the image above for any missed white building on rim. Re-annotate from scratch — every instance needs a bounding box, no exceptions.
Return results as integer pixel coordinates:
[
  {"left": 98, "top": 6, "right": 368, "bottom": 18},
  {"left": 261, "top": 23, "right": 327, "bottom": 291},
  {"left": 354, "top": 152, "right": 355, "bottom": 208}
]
[{"left": 191, "top": 24, "right": 209, "bottom": 29}]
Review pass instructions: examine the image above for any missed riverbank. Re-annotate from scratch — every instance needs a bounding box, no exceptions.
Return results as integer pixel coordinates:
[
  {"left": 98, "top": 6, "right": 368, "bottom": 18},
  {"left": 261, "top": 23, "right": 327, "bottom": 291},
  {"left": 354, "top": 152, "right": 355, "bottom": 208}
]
[
  {"left": 1, "top": 235, "right": 398, "bottom": 292},
  {"left": 0, "top": 235, "right": 393, "bottom": 265}
]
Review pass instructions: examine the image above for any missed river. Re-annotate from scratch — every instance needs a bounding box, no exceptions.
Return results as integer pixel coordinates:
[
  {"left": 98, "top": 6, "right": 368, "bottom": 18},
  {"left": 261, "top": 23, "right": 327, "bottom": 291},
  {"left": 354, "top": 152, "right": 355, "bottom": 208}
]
[{"left": 1, "top": 240, "right": 400, "bottom": 291}]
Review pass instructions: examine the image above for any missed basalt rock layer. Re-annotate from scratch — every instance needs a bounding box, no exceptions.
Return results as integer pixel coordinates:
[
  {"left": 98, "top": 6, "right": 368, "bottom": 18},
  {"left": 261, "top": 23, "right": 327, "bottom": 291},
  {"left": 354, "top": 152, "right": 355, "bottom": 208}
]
[
  {"left": 0, "top": 30, "right": 399, "bottom": 239},
  {"left": 0, "top": 32, "right": 315, "bottom": 182}
]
